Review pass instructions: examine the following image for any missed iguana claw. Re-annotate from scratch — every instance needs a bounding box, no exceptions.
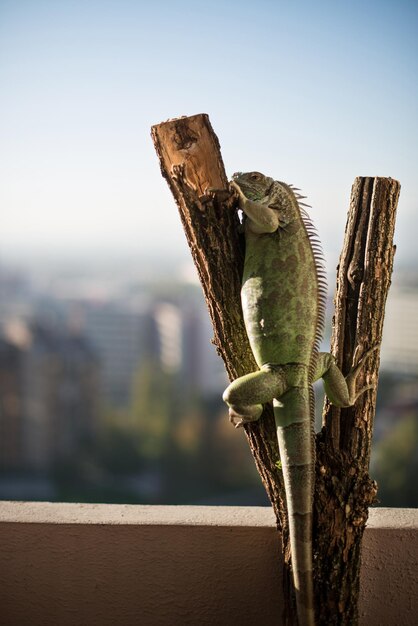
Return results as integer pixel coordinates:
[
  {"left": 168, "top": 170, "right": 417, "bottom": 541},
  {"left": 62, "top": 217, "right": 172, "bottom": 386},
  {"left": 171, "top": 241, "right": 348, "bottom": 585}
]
[
  {"left": 229, "top": 414, "right": 245, "bottom": 429},
  {"left": 228, "top": 405, "right": 263, "bottom": 428},
  {"left": 346, "top": 344, "right": 380, "bottom": 403}
]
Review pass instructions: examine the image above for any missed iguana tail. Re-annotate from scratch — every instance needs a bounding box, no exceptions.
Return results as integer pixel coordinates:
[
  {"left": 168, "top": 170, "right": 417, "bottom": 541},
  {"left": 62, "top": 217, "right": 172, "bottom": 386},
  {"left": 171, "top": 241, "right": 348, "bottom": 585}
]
[{"left": 273, "top": 388, "right": 315, "bottom": 626}]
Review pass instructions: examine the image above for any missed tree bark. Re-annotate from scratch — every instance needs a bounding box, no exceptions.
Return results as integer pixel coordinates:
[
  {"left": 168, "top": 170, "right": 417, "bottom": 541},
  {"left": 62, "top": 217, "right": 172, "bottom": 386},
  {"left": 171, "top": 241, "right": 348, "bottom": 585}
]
[
  {"left": 151, "top": 115, "right": 400, "bottom": 625},
  {"left": 315, "top": 176, "right": 400, "bottom": 624}
]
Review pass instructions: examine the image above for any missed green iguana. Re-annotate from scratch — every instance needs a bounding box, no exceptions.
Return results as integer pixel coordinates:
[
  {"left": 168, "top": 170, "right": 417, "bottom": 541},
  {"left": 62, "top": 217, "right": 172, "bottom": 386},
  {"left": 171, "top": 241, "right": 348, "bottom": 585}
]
[{"left": 222, "top": 171, "right": 377, "bottom": 626}]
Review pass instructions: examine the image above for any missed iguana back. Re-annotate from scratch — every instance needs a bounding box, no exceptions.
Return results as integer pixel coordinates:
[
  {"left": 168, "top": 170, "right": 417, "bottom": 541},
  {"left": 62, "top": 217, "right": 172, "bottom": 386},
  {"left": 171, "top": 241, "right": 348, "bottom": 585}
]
[{"left": 241, "top": 178, "right": 325, "bottom": 370}]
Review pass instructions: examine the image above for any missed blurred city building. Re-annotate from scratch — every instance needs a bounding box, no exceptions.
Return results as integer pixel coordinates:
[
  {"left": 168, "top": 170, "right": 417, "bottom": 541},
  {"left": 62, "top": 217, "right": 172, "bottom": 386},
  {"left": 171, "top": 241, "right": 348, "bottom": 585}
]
[
  {"left": 381, "top": 287, "right": 418, "bottom": 374},
  {"left": 154, "top": 299, "right": 227, "bottom": 395},
  {"left": 0, "top": 262, "right": 227, "bottom": 483},
  {"left": 0, "top": 318, "right": 99, "bottom": 474},
  {"left": 73, "top": 301, "right": 154, "bottom": 407}
]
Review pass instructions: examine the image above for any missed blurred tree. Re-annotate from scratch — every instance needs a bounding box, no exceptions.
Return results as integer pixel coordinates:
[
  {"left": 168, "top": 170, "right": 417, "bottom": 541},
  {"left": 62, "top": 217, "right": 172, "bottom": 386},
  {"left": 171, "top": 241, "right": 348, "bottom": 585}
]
[
  {"left": 130, "top": 360, "right": 174, "bottom": 460},
  {"left": 372, "top": 412, "right": 418, "bottom": 507},
  {"left": 96, "top": 418, "right": 144, "bottom": 476}
]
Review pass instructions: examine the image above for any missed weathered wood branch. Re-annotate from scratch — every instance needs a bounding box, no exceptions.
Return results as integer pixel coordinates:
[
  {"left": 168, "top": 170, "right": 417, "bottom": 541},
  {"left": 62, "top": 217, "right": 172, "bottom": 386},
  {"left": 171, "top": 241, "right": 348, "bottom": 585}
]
[
  {"left": 315, "top": 176, "right": 400, "bottom": 625},
  {"left": 151, "top": 114, "right": 400, "bottom": 626},
  {"left": 151, "top": 115, "right": 286, "bottom": 528}
]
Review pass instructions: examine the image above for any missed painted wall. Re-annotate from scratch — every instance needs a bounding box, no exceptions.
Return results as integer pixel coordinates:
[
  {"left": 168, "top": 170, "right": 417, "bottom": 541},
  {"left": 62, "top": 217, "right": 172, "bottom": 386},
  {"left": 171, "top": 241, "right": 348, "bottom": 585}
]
[{"left": 0, "top": 503, "right": 416, "bottom": 626}]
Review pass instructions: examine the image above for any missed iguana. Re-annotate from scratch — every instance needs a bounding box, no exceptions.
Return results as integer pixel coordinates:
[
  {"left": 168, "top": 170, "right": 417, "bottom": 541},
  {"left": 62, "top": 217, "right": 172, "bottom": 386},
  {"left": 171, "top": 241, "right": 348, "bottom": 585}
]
[{"left": 222, "top": 171, "right": 377, "bottom": 626}]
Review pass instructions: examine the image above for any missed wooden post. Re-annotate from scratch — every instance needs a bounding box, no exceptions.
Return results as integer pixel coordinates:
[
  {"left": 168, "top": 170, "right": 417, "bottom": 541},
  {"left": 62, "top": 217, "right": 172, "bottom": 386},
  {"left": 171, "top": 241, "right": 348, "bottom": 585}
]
[{"left": 151, "top": 114, "right": 401, "bottom": 625}]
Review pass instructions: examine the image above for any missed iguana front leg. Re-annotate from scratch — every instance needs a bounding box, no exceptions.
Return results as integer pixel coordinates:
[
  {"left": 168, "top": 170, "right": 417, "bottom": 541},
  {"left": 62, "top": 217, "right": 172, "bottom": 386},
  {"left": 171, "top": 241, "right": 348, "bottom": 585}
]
[{"left": 230, "top": 180, "right": 279, "bottom": 233}]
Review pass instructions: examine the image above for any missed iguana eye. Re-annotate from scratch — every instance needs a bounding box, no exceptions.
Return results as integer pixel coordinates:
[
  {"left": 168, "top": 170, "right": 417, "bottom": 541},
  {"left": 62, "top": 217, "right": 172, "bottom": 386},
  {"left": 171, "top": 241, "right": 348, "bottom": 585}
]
[{"left": 250, "top": 173, "right": 261, "bottom": 181}]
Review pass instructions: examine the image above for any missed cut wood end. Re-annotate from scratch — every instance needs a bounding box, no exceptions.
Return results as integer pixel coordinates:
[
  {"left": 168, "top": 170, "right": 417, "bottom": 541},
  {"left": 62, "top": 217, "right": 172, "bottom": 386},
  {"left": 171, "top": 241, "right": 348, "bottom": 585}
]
[
  {"left": 151, "top": 113, "right": 229, "bottom": 196},
  {"left": 353, "top": 175, "right": 401, "bottom": 187},
  {"left": 151, "top": 112, "right": 209, "bottom": 131}
]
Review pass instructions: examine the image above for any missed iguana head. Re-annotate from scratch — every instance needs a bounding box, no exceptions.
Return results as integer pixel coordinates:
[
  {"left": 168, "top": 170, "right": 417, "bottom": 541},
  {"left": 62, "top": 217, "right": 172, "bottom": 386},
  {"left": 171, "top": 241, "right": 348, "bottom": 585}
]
[{"left": 231, "top": 171, "right": 274, "bottom": 202}]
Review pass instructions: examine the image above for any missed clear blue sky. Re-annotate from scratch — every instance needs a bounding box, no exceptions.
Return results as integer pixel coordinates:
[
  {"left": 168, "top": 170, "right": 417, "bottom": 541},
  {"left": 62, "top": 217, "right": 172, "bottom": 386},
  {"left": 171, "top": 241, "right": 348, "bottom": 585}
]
[{"left": 0, "top": 0, "right": 417, "bottom": 271}]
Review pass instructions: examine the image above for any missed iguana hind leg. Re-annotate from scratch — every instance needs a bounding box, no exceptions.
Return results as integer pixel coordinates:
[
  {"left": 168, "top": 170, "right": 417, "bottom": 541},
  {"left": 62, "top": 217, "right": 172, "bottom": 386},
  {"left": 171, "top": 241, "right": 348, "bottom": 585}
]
[
  {"left": 313, "top": 346, "right": 379, "bottom": 407},
  {"left": 223, "top": 367, "right": 287, "bottom": 428}
]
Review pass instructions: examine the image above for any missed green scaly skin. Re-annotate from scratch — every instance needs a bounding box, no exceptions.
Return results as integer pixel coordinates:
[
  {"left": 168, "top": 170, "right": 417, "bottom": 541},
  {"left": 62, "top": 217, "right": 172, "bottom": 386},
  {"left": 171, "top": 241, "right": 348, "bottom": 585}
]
[{"left": 223, "top": 171, "right": 377, "bottom": 626}]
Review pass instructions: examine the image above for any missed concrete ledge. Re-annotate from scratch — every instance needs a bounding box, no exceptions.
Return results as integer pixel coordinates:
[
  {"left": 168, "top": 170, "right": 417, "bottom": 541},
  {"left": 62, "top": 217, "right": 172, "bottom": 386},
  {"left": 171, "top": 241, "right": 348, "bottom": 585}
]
[
  {"left": 0, "top": 503, "right": 417, "bottom": 626},
  {"left": 0, "top": 500, "right": 277, "bottom": 527}
]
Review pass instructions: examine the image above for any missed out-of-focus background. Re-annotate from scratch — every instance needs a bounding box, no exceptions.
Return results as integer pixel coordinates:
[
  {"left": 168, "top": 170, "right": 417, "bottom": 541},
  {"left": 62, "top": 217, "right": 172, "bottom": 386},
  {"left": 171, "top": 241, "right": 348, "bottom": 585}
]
[{"left": 0, "top": 0, "right": 417, "bottom": 507}]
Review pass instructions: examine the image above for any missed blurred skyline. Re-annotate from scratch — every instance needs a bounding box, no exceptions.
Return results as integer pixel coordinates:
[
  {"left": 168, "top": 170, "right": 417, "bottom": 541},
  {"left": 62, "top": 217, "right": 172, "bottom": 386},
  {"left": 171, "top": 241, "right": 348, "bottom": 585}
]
[{"left": 1, "top": 0, "right": 417, "bottom": 271}]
